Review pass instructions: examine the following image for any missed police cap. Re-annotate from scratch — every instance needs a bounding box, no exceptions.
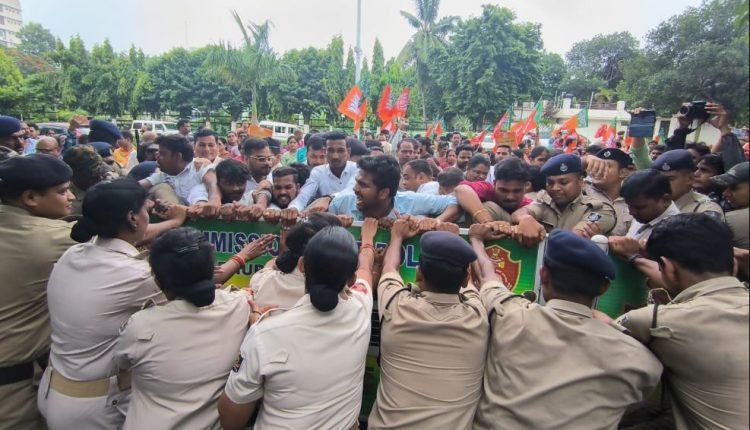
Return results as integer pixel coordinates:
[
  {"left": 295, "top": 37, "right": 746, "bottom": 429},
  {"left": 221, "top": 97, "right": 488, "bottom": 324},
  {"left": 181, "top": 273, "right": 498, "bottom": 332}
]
[
  {"left": 544, "top": 229, "right": 616, "bottom": 280},
  {"left": 651, "top": 149, "right": 693, "bottom": 172},
  {"left": 595, "top": 148, "right": 633, "bottom": 168},
  {"left": 0, "top": 116, "right": 22, "bottom": 138},
  {"left": 0, "top": 154, "right": 73, "bottom": 192},
  {"left": 420, "top": 231, "right": 477, "bottom": 267},
  {"left": 541, "top": 153, "right": 582, "bottom": 177},
  {"left": 89, "top": 120, "right": 123, "bottom": 141}
]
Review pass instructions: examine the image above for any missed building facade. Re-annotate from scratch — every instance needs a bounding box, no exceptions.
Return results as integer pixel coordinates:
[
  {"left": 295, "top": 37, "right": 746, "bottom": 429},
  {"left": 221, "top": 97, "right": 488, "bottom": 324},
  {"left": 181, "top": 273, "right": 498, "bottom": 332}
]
[{"left": 0, "top": 0, "right": 23, "bottom": 48}]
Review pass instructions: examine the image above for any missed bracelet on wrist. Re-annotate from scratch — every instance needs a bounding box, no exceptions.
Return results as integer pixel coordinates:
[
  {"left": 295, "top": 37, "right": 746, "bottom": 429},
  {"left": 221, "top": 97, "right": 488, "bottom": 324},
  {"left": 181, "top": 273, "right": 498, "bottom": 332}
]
[{"left": 230, "top": 255, "right": 247, "bottom": 267}]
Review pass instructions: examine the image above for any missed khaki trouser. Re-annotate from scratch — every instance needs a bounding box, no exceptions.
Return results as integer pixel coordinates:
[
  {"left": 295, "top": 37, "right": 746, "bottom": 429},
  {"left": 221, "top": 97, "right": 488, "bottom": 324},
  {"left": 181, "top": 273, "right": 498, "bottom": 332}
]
[
  {"left": 0, "top": 379, "right": 43, "bottom": 430},
  {"left": 37, "top": 367, "right": 130, "bottom": 430}
]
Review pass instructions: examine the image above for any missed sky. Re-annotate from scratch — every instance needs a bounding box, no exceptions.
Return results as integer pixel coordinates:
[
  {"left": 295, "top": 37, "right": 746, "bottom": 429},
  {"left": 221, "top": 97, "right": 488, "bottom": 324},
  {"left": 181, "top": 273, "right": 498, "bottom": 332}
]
[{"left": 21, "top": 0, "right": 706, "bottom": 61}]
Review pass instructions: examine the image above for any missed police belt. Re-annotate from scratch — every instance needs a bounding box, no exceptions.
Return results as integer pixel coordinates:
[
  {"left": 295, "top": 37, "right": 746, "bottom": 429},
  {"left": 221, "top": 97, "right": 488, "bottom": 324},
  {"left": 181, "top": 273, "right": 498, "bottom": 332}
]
[
  {"left": 49, "top": 368, "right": 131, "bottom": 398},
  {"left": 0, "top": 355, "right": 48, "bottom": 386}
]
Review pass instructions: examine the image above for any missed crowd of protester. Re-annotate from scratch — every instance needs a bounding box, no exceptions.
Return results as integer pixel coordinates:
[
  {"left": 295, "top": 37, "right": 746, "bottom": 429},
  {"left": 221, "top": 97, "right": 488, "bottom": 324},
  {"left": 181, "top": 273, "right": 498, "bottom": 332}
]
[{"left": 0, "top": 100, "right": 748, "bottom": 430}]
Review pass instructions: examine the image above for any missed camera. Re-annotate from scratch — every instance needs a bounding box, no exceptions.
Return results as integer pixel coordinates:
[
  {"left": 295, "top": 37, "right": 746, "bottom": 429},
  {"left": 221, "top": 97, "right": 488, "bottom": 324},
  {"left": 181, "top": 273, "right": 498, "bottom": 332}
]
[{"left": 679, "top": 101, "right": 708, "bottom": 121}]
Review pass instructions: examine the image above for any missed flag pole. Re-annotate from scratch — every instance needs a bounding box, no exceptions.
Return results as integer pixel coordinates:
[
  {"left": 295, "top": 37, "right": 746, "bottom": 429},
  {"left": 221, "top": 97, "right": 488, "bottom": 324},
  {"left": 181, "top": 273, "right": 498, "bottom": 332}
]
[{"left": 354, "top": 0, "right": 362, "bottom": 84}]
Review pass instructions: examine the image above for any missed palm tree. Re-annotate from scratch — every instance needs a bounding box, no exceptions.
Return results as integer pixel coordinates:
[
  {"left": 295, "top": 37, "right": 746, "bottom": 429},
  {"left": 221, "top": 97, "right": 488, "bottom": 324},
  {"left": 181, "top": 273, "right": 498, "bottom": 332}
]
[
  {"left": 204, "top": 10, "right": 292, "bottom": 117},
  {"left": 399, "top": 0, "right": 456, "bottom": 119}
]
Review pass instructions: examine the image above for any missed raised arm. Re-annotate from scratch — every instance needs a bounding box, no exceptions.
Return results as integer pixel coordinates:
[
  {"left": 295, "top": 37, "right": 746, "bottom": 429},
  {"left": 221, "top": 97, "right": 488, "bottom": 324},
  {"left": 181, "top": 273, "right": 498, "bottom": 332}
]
[
  {"left": 382, "top": 218, "right": 420, "bottom": 274},
  {"left": 455, "top": 184, "right": 493, "bottom": 223},
  {"left": 468, "top": 222, "right": 508, "bottom": 285},
  {"left": 355, "top": 217, "right": 379, "bottom": 286}
]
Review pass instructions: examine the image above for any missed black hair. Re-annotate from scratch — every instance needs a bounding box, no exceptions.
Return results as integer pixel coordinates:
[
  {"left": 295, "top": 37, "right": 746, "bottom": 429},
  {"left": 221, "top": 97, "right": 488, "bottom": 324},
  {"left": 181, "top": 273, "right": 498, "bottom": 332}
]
[
  {"left": 306, "top": 133, "right": 326, "bottom": 151},
  {"left": 77, "top": 134, "right": 89, "bottom": 145},
  {"left": 303, "top": 226, "right": 358, "bottom": 312},
  {"left": 27, "top": 122, "right": 38, "bottom": 131},
  {"left": 528, "top": 166, "right": 546, "bottom": 192},
  {"left": 406, "top": 159, "right": 433, "bottom": 178},
  {"left": 494, "top": 157, "right": 531, "bottom": 182},
  {"left": 498, "top": 144, "right": 512, "bottom": 151},
  {"left": 242, "top": 137, "right": 269, "bottom": 155},
  {"left": 216, "top": 159, "right": 250, "bottom": 184},
  {"left": 652, "top": 144, "right": 666, "bottom": 152},
  {"left": 437, "top": 167, "right": 464, "bottom": 188},
  {"left": 647, "top": 213, "right": 734, "bottom": 274},
  {"left": 357, "top": 155, "right": 401, "bottom": 198},
  {"left": 698, "top": 153, "right": 725, "bottom": 175},
  {"left": 348, "top": 138, "right": 370, "bottom": 156},
  {"left": 303, "top": 132, "right": 313, "bottom": 146},
  {"left": 544, "top": 261, "right": 609, "bottom": 298},
  {"left": 87, "top": 128, "right": 116, "bottom": 146},
  {"left": 364, "top": 139, "right": 380, "bottom": 149},
  {"left": 585, "top": 144, "right": 602, "bottom": 155},
  {"left": 218, "top": 137, "right": 227, "bottom": 145},
  {"left": 121, "top": 130, "right": 133, "bottom": 141},
  {"left": 621, "top": 169, "right": 671, "bottom": 200},
  {"left": 149, "top": 227, "right": 216, "bottom": 307},
  {"left": 511, "top": 149, "right": 525, "bottom": 158},
  {"left": 450, "top": 132, "right": 461, "bottom": 139},
  {"left": 419, "top": 258, "right": 468, "bottom": 293},
  {"left": 156, "top": 134, "right": 194, "bottom": 162},
  {"left": 456, "top": 144, "right": 474, "bottom": 155},
  {"left": 71, "top": 179, "right": 148, "bottom": 243},
  {"left": 276, "top": 213, "right": 342, "bottom": 274},
  {"left": 325, "top": 131, "right": 349, "bottom": 147},
  {"left": 177, "top": 119, "right": 190, "bottom": 128},
  {"left": 468, "top": 154, "right": 490, "bottom": 170},
  {"left": 530, "top": 146, "right": 549, "bottom": 159},
  {"left": 685, "top": 142, "right": 710, "bottom": 157},
  {"left": 288, "top": 162, "right": 312, "bottom": 187},
  {"left": 397, "top": 138, "right": 416, "bottom": 151},
  {"left": 417, "top": 137, "right": 431, "bottom": 150},
  {"left": 272, "top": 166, "right": 299, "bottom": 184},
  {"left": 265, "top": 137, "right": 281, "bottom": 156},
  {"left": 193, "top": 128, "right": 218, "bottom": 142}
]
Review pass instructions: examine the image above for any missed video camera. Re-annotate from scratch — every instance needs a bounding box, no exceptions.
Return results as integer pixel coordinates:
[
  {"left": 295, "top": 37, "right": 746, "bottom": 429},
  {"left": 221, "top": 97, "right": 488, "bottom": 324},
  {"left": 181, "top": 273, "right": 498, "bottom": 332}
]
[{"left": 678, "top": 101, "right": 708, "bottom": 121}]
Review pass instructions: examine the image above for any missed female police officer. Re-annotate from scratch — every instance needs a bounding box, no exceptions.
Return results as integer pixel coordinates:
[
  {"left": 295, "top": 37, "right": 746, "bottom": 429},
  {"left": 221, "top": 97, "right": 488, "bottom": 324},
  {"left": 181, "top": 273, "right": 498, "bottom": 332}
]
[{"left": 39, "top": 179, "right": 186, "bottom": 429}]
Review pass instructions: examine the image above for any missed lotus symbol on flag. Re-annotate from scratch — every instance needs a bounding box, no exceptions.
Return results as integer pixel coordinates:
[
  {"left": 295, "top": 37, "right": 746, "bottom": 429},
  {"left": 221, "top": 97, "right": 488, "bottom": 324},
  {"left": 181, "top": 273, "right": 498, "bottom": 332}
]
[{"left": 485, "top": 245, "right": 521, "bottom": 289}]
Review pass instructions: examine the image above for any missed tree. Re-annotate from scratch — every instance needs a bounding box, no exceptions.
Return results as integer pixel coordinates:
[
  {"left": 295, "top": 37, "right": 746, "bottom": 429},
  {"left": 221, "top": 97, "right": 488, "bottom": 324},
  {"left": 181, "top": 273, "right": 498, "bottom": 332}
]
[
  {"left": 0, "top": 49, "right": 24, "bottom": 112},
  {"left": 436, "top": 5, "right": 544, "bottom": 127},
  {"left": 17, "top": 22, "right": 56, "bottom": 57},
  {"left": 345, "top": 47, "right": 356, "bottom": 87},
  {"left": 540, "top": 52, "right": 566, "bottom": 99},
  {"left": 323, "top": 35, "right": 348, "bottom": 123},
  {"left": 368, "top": 39, "right": 386, "bottom": 123},
  {"left": 398, "top": 0, "right": 457, "bottom": 119},
  {"left": 562, "top": 32, "right": 638, "bottom": 99},
  {"left": 204, "top": 10, "right": 290, "bottom": 116},
  {"left": 268, "top": 47, "right": 329, "bottom": 123},
  {"left": 618, "top": 0, "right": 749, "bottom": 123}
]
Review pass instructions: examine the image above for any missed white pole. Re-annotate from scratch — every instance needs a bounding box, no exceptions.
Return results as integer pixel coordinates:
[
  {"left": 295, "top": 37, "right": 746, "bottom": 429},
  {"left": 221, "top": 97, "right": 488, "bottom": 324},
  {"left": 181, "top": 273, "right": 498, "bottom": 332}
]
[{"left": 355, "top": 0, "right": 363, "bottom": 84}]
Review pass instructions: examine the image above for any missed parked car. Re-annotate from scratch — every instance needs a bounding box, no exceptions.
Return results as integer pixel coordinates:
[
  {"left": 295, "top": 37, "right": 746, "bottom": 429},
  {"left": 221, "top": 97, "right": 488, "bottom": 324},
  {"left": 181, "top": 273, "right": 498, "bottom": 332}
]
[
  {"left": 130, "top": 120, "right": 179, "bottom": 136},
  {"left": 37, "top": 122, "right": 90, "bottom": 138}
]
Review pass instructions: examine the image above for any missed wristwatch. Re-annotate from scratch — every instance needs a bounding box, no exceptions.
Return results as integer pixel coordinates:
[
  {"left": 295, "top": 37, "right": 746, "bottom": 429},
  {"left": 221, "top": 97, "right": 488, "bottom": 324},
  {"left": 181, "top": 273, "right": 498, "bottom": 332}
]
[{"left": 626, "top": 254, "right": 643, "bottom": 267}]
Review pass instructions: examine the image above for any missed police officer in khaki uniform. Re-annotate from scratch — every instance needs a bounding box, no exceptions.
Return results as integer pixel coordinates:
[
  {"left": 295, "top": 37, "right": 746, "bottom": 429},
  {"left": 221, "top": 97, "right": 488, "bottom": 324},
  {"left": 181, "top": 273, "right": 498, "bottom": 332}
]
[
  {"left": 474, "top": 228, "right": 662, "bottom": 429},
  {"left": 584, "top": 148, "right": 635, "bottom": 236},
  {"left": 368, "top": 220, "right": 488, "bottom": 430},
  {"left": 712, "top": 162, "right": 749, "bottom": 249},
  {"left": 512, "top": 154, "right": 617, "bottom": 243},
  {"left": 614, "top": 214, "right": 748, "bottom": 429},
  {"left": 0, "top": 155, "right": 76, "bottom": 430},
  {"left": 651, "top": 149, "right": 724, "bottom": 219}
]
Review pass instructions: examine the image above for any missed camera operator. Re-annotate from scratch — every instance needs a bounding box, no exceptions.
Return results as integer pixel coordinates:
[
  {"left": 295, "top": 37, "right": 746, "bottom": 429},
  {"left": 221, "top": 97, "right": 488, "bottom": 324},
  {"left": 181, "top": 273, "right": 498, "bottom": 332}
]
[{"left": 630, "top": 103, "right": 746, "bottom": 170}]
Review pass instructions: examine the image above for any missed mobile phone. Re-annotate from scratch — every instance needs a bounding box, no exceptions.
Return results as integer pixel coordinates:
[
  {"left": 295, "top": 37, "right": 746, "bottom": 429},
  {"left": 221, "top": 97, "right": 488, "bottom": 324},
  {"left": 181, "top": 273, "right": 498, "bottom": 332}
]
[{"left": 628, "top": 110, "right": 657, "bottom": 138}]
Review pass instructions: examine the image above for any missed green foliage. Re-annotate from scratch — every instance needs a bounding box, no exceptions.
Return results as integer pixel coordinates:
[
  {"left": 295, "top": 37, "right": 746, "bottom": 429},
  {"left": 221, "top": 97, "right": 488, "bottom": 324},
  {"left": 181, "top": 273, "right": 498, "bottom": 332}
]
[
  {"left": 562, "top": 32, "right": 638, "bottom": 99},
  {"left": 436, "top": 5, "right": 544, "bottom": 127},
  {"left": 270, "top": 47, "right": 329, "bottom": 123},
  {"left": 617, "top": 0, "right": 749, "bottom": 123},
  {"left": 0, "top": 49, "right": 24, "bottom": 112},
  {"left": 540, "top": 52, "right": 566, "bottom": 98},
  {"left": 17, "top": 22, "right": 56, "bottom": 57},
  {"left": 323, "top": 35, "right": 348, "bottom": 122}
]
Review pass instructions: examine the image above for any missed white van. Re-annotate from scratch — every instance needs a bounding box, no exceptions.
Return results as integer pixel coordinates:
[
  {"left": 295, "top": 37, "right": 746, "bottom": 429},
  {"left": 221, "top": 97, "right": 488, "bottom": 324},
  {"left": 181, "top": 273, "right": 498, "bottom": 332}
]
[
  {"left": 259, "top": 120, "right": 299, "bottom": 141},
  {"left": 130, "top": 120, "right": 179, "bottom": 136}
]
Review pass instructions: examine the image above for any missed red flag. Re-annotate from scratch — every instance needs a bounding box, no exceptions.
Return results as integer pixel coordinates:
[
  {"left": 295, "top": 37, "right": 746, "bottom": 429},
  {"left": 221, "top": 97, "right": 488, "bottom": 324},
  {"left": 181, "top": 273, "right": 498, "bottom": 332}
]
[
  {"left": 338, "top": 86, "right": 364, "bottom": 122},
  {"left": 515, "top": 100, "right": 541, "bottom": 146},
  {"left": 376, "top": 85, "right": 393, "bottom": 123},
  {"left": 435, "top": 120, "right": 443, "bottom": 137},
  {"left": 381, "top": 120, "right": 395, "bottom": 134},
  {"left": 470, "top": 129, "right": 488, "bottom": 146},
  {"left": 492, "top": 112, "right": 509, "bottom": 144},
  {"left": 392, "top": 88, "right": 410, "bottom": 118}
]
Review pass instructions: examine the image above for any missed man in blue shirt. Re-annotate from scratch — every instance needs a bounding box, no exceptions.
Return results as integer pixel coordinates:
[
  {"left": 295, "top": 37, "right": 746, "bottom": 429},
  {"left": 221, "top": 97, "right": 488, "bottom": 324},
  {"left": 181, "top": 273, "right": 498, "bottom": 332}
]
[{"left": 328, "top": 155, "right": 459, "bottom": 221}]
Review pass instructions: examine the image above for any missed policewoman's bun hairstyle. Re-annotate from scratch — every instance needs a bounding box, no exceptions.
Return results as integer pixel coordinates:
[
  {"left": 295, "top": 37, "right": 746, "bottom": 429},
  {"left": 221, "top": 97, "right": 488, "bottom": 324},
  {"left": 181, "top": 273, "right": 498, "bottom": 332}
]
[
  {"left": 149, "top": 227, "right": 216, "bottom": 307},
  {"left": 303, "top": 226, "right": 358, "bottom": 312},
  {"left": 71, "top": 179, "right": 147, "bottom": 243},
  {"left": 276, "top": 213, "right": 343, "bottom": 274}
]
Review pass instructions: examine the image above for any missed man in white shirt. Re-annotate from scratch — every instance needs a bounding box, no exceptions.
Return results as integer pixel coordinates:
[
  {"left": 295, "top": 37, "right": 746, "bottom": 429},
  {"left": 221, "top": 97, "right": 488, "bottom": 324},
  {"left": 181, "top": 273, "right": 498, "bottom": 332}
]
[
  {"left": 241, "top": 137, "right": 274, "bottom": 194},
  {"left": 287, "top": 131, "right": 358, "bottom": 212},
  {"left": 139, "top": 134, "right": 221, "bottom": 216},
  {"left": 621, "top": 170, "right": 681, "bottom": 241},
  {"left": 402, "top": 159, "right": 439, "bottom": 195}
]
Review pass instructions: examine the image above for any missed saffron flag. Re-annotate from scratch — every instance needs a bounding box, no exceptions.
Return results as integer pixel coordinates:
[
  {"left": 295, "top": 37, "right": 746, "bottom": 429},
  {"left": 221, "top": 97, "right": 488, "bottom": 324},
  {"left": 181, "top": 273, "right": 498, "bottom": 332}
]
[
  {"left": 554, "top": 114, "right": 578, "bottom": 137},
  {"left": 338, "top": 86, "right": 364, "bottom": 122},
  {"left": 354, "top": 99, "right": 368, "bottom": 131},
  {"left": 376, "top": 85, "right": 393, "bottom": 123},
  {"left": 516, "top": 99, "right": 542, "bottom": 145},
  {"left": 391, "top": 88, "right": 410, "bottom": 118},
  {"left": 435, "top": 119, "right": 444, "bottom": 137},
  {"left": 470, "top": 127, "right": 490, "bottom": 146},
  {"left": 492, "top": 111, "right": 510, "bottom": 144}
]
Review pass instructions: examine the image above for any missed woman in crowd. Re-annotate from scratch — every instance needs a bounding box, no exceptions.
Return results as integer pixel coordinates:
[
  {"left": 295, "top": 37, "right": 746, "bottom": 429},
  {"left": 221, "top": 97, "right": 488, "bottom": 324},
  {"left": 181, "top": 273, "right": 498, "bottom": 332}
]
[
  {"left": 443, "top": 148, "right": 458, "bottom": 168},
  {"left": 39, "top": 179, "right": 186, "bottom": 429},
  {"left": 282, "top": 135, "right": 299, "bottom": 166},
  {"left": 114, "top": 227, "right": 270, "bottom": 429},
  {"left": 218, "top": 219, "right": 379, "bottom": 430},
  {"left": 217, "top": 136, "right": 233, "bottom": 160},
  {"left": 249, "top": 212, "right": 342, "bottom": 309}
]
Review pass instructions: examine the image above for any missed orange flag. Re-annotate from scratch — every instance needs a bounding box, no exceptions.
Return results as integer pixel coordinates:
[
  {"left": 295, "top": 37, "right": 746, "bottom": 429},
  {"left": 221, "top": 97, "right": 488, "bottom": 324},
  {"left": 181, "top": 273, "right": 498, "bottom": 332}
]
[
  {"left": 391, "top": 88, "right": 410, "bottom": 118},
  {"left": 376, "top": 85, "right": 393, "bottom": 123},
  {"left": 338, "top": 86, "right": 364, "bottom": 122},
  {"left": 354, "top": 99, "right": 368, "bottom": 131}
]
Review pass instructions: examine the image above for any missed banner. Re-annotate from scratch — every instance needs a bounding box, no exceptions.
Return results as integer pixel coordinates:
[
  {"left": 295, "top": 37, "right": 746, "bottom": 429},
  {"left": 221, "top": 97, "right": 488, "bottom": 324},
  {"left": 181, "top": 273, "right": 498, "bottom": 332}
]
[{"left": 187, "top": 219, "right": 646, "bottom": 318}]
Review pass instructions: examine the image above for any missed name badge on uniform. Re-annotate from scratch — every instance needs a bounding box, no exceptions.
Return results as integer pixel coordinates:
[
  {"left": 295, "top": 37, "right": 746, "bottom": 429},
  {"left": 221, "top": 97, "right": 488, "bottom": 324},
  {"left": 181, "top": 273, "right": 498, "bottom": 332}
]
[{"left": 586, "top": 212, "right": 603, "bottom": 223}]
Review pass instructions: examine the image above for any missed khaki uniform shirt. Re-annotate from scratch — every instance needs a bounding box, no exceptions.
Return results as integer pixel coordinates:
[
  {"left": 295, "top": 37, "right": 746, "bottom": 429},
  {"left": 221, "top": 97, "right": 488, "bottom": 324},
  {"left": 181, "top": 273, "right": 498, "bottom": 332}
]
[
  {"left": 368, "top": 273, "right": 488, "bottom": 430},
  {"left": 0, "top": 205, "right": 75, "bottom": 366},
  {"left": 584, "top": 183, "right": 633, "bottom": 236},
  {"left": 617, "top": 277, "right": 749, "bottom": 430},
  {"left": 726, "top": 207, "right": 749, "bottom": 249},
  {"left": 47, "top": 238, "right": 163, "bottom": 380},
  {"left": 115, "top": 290, "right": 250, "bottom": 430},
  {"left": 474, "top": 281, "right": 663, "bottom": 430},
  {"left": 525, "top": 192, "right": 617, "bottom": 234},
  {"left": 675, "top": 190, "right": 724, "bottom": 220},
  {"left": 249, "top": 266, "right": 306, "bottom": 310}
]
